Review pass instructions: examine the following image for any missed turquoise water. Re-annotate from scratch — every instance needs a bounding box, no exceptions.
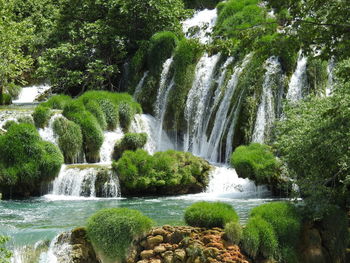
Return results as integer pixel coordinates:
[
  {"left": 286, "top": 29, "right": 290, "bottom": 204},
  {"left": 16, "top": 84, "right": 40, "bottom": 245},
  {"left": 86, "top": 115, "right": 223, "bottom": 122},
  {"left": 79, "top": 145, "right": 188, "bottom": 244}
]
[{"left": 0, "top": 194, "right": 275, "bottom": 249}]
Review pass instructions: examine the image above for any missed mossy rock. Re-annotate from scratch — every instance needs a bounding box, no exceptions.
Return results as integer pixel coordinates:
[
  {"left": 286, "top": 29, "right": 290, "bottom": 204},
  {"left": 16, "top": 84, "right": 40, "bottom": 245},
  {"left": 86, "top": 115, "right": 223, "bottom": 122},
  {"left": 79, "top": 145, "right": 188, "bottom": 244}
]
[{"left": 113, "top": 133, "right": 147, "bottom": 160}]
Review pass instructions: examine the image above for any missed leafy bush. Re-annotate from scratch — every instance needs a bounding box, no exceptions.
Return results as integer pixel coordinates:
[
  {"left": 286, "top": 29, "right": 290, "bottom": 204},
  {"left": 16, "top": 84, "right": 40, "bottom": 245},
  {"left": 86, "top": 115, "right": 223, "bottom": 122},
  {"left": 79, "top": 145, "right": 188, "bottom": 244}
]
[
  {"left": 225, "top": 221, "right": 243, "bottom": 245},
  {"left": 183, "top": 0, "right": 220, "bottom": 9},
  {"left": 53, "top": 117, "right": 83, "bottom": 163},
  {"left": 2, "top": 121, "right": 16, "bottom": 130},
  {"left": 17, "top": 116, "right": 34, "bottom": 125},
  {"left": 242, "top": 202, "right": 302, "bottom": 261},
  {"left": 118, "top": 102, "right": 135, "bottom": 132},
  {"left": 184, "top": 202, "right": 239, "bottom": 228},
  {"left": 0, "top": 123, "right": 63, "bottom": 197},
  {"left": 84, "top": 100, "right": 107, "bottom": 130},
  {"left": 99, "top": 99, "right": 119, "bottom": 131},
  {"left": 0, "top": 94, "right": 12, "bottom": 105},
  {"left": 86, "top": 208, "right": 153, "bottom": 261},
  {"left": 113, "top": 149, "right": 211, "bottom": 195},
  {"left": 231, "top": 143, "right": 281, "bottom": 185},
  {"left": 0, "top": 236, "right": 12, "bottom": 263},
  {"left": 32, "top": 105, "right": 52, "bottom": 128},
  {"left": 42, "top": 95, "right": 72, "bottom": 109},
  {"left": 113, "top": 133, "right": 147, "bottom": 160}
]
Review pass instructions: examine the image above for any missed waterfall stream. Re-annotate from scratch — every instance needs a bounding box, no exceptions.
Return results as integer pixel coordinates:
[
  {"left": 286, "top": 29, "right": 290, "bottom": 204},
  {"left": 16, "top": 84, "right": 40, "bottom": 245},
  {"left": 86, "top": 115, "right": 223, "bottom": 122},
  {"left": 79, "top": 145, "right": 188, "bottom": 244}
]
[
  {"left": 287, "top": 51, "right": 308, "bottom": 102},
  {"left": 12, "top": 85, "right": 51, "bottom": 104}
]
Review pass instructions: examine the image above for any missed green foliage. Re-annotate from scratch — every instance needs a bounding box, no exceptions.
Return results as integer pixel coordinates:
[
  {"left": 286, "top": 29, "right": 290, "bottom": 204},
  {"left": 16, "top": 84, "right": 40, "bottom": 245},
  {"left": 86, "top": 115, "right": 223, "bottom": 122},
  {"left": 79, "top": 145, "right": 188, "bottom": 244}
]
[
  {"left": 306, "top": 57, "right": 329, "bottom": 95},
  {"left": 84, "top": 101, "right": 107, "bottom": 131},
  {"left": 2, "top": 121, "right": 16, "bottom": 131},
  {"left": 165, "top": 39, "right": 204, "bottom": 129},
  {"left": 0, "top": 94, "right": 12, "bottom": 106},
  {"left": 231, "top": 143, "right": 281, "bottom": 185},
  {"left": 0, "top": 123, "right": 63, "bottom": 197},
  {"left": 17, "top": 116, "right": 34, "bottom": 126},
  {"left": 224, "top": 221, "right": 243, "bottom": 244},
  {"left": 183, "top": 0, "right": 220, "bottom": 9},
  {"left": 113, "top": 133, "right": 147, "bottom": 160},
  {"left": 86, "top": 208, "right": 153, "bottom": 261},
  {"left": 53, "top": 117, "right": 83, "bottom": 164},
  {"left": 242, "top": 202, "right": 302, "bottom": 261},
  {"left": 0, "top": 236, "right": 12, "bottom": 263},
  {"left": 99, "top": 99, "right": 118, "bottom": 131},
  {"left": 113, "top": 149, "right": 210, "bottom": 194},
  {"left": 184, "top": 202, "right": 239, "bottom": 228},
  {"left": 42, "top": 95, "right": 72, "bottom": 110},
  {"left": 32, "top": 105, "right": 52, "bottom": 128}
]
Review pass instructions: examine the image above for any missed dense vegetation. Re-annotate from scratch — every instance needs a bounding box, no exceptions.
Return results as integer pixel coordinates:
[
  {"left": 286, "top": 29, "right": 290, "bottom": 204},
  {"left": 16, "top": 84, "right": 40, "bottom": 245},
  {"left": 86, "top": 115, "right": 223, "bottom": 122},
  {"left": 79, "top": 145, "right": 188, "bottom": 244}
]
[
  {"left": 0, "top": 236, "right": 11, "bottom": 263},
  {"left": 113, "top": 149, "right": 211, "bottom": 195},
  {"left": 0, "top": 123, "right": 63, "bottom": 197},
  {"left": 184, "top": 201, "right": 238, "bottom": 228},
  {"left": 86, "top": 208, "right": 153, "bottom": 261},
  {"left": 113, "top": 133, "right": 147, "bottom": 160}
]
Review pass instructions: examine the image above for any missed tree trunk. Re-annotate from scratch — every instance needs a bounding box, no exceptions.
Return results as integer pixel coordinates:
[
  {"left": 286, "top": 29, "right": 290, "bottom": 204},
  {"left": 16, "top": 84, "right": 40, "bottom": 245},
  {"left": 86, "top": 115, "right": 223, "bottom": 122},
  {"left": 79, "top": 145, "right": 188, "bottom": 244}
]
[{"left": 0, "top": 86, "right": 3, "bottom": 105}]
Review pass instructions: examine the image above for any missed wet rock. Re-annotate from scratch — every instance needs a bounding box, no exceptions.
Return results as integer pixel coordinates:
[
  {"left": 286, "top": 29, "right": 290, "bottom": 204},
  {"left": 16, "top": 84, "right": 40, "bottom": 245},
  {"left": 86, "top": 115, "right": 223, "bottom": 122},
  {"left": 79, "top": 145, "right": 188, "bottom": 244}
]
[
  {"left": 147, "top": 235, "right": 164, "bottom": 248},
  {"left": 141, "top": 249, "right": 155, "bottom": 259},
  {"left": 154, "top": 245, "right": 166, "bottom": 254}
]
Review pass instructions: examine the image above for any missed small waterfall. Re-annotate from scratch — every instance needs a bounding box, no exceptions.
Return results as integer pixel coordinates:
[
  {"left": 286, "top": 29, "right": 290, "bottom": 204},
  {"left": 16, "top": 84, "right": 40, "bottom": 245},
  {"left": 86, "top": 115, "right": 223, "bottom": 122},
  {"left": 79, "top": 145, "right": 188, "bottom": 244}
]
[
  {"left": 100, "top": 128, "right": 124, "bottom": 163},
  {"left": 326, "top": 58, "right": 335, "bottom": 96},
  {"left": 133, "top": 71, "right": 149, "bottom": 99},
  {"left": 131, "top": 114, "right": 174, "bottom": 154},
  {"left": 287, "top": 51, "right": 308, "bottom": 102},
  {"left": 12, "top": 84, "right": 51, "bottom": 104},
  {"left": 182, "top": 9, "right": 217, "bottom": 44},
  {"left": 47, "top": 165, "right": 120, "bottom": 199},
  {"left": 38, "top": 233, "right": 73, "bottom": 263},
  {"left": 184, "top": 53, "right": 221, "bottom": 152},
  {"left": 38, "top": 113, "right": 62, "bottom": 145},
  {"left": 206, "top": 165, "right": 270, "bottom": 198},
  {"left": 252, "top": 56, "right": 282, "bottom": 143}
]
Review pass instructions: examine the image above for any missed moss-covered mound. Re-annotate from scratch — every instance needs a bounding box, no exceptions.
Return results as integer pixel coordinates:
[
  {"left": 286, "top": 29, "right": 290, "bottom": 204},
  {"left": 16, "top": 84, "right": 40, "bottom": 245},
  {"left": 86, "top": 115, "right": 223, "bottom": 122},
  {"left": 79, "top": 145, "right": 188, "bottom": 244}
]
[
  {"left": 86, "top": 208, "right": 153, "bottom": 262},
  {"left": 185, "top": 201, "right": 239, "bottom": 228},
  {"left": 0, "top": 123, "right": 64, "bottom": 198},
  {"left": 113, "top": 133, "right": 147, "bottom": 160},
  {"left": 113, "top": 149, "right": 211, "bottom": 196},
  {"left": 32, "top": 105, "right": 52, "bottom": 128}
]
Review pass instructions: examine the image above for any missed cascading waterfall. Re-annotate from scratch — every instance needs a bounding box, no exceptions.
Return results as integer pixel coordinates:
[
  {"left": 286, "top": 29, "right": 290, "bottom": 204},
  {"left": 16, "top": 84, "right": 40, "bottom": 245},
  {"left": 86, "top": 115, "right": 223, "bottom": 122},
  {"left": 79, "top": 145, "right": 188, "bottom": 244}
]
[
  {"left": 287, "top": 51, "right": 308, "bottom": 102},
  {"left": 38, "top": 113, "right": 63, "bottom": 146},
  {"left": 252, "top": 56, "right": 282, "bottom": 143},
  {"left": 47, "top": 165, "right": 120, "bottom": 199},
  {"left": 100, "top": 128, "right": 124, "bottom": 163},
  {"left": 38, "top": 233, "right": 73, "bottom": 263},
  {"left": 326, "top": 58, "right": 335, "bottom": 96},
  {"left": 12, "top": 84, "right": 51, "bottom": 104},
  {"left": 182, "top": 9, "right": 217, "bottom": 44},
  {"left": 133, "top": 71, "right": 149, "bottom": 99},
  {"left": 184, "top": 53, "right": 221, "bottom": 152}
]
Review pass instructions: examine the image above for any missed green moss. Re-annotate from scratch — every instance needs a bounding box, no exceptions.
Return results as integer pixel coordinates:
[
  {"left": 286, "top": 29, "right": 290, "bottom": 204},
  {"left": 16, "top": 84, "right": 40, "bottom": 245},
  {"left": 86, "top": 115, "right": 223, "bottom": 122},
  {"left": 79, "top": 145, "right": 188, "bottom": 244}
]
[
  {"left": 184, "top": 202, "right": 239, "bottom": 228},
  {"left": 84, "top": 100, "right": 107, "bottom": 131},
  {"left": 86, "top": 208, "right": 153, "bottom": 261},
  {"left": 2, "top": 121, "right": 17, "bottom": 130},
  {"left": 17, "top": 116, "right": 34, "bottom": 125},
  {"left": 53, "top": 117, "right": 83, "bottom": 164},
  {"left": 183, "top": 0, "right": 220, "bottom": 9},
  {"left": 242, "top": 219, "right": 260, "bottom": 258},
  {"left": 0, "top": 94, "right": 12, "bottom": 105},
  {"left": 0, "top": 123, "right": 63, "bottom": 197},
  {"left": 118, "top": 103, "right": 134, "bottom": 132},
  {"left": 32, "top": 106, "right": 52, "bottom": 128},
  {"left": 231, "top": 143, "right": 281, "bottom": 185},
  {"left": 225, "top": 221, "right": 243, "bottom": 245},
  {"left": 113, "top": 149, "right": 210, "bottom": 195},
  {"left": 113, "top": 133, "right": 147, "bottom": 160},
  {"left": 42, "top": 95, "right": 72, "bottom": 109},
  {"left": 165, "top": 38, "right": 204, "bottom": 130}
]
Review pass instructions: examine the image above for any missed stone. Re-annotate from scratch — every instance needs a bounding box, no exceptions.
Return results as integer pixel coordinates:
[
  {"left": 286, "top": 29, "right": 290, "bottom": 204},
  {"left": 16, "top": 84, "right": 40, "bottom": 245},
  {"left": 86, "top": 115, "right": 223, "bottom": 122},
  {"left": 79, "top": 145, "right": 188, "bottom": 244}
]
[
  {"left": 150, "top": 259, "right": 161, "bottom": 263},
  {"left": 162, "top": 251, "right": 174, "bottom": 263},
  {"left": 167, "top": 230, "right": 185, "bottom": 244},
  {"left": 153, "top": 228, "right": 168, "bottom": 236},
  {"left": 141, "top": 250, "right": 154, "bottom": 259},
  {"left": 174, "top": 248, "right": 186, "bottom": 261},
  {"left": 147, "top": 235, "right": 164, "bottom": 248},
  {"left": 154, "top": 245, "right": 166, "bottom": 254}
]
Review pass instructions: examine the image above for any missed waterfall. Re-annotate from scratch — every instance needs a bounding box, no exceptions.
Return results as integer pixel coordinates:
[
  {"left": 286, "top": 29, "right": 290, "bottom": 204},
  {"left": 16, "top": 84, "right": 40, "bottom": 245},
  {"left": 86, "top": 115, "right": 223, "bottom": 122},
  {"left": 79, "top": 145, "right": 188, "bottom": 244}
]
[
  {"left": 252, "top": 56, "right": 282, "bottom": 143},
  {"left": 182, "top": 9, "right": 217, "bottom": 44},
  {"left": 38, "top": 233, "right": 72, "bottom": 263},
  {"left": 100, "top": 128, "right": 124, "bottom": 163},
  {"left": 131, "top": 114, "right": 174, "bottom": 154},
  {"left": 47, "top": 165, "right": 120, "bottom": 199},
  {"left": 287, "top": 51, "right": 308, "bottom": 102},
  {"left": 326, "top": 58, "right": 335, "bottom": 96},
  {"left": 38, "top": 113, "right": 63, "bottom": 146},
  {"left": 205, "top": 165, "right": 270, "bottom": 198},
  {"left": 184, "top": 53, "right": 221, "bottom": 152},
  {"left": 12, "top": 84, "right": 51, "bottom": 104},
  {"left": 133, "top": 71, "right": 149, "bottom": 99}
]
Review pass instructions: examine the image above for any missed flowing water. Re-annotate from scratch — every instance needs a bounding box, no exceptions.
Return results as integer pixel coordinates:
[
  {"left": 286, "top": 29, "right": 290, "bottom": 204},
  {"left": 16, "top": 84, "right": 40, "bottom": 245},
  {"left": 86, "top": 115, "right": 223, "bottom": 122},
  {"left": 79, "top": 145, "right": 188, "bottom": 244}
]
[
  {"left": 287, "top": 51, "right": 308, "bottom": 102},
  {"left": 12, "top": 85, "right": 51, "bottom": 105}
]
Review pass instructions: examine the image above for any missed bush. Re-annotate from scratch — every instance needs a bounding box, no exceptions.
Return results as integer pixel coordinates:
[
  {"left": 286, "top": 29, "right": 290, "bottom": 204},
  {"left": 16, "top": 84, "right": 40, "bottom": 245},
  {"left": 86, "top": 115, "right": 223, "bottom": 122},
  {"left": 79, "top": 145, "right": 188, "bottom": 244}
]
[
  {"left": 183, "top": 0, "right": 220, "bottom": 9},
  {"left": 86, "top": 208, "right": 153, "bottom": 261},
  {"left": 99, "top": 99, "right": 119, "bottom": 131},
  {"left": 231, "top": 143, "right": 281, "bottom": 185},
  {"left": 17, "top": 116, "right": 34, "bottom": 125},
  {"left": 84, "top": 100, "right": 107, "bottom": 130},
  {"left": 2, "top": 121, "right": 16, "bottom": 130},
  {"left": 53, "top": 117, "right": 83, "bottom": 163},
  {"left": 0, "top": 236, "right": 12, "bottom": 263},
  {"left": 225, "top": 221, "right": 243, "bottom": 245},
  {"left": 0, "top": 123, "right": 63, "bottom": 197},
  {"left": 113, "top": 133, "right": 147, "bottom": 160},
  {"left": 1, "top": 93, "right": 12, "bottom": 105},
  {"left": 118, "top": 103, "right": 135, "bottom": 132},
  {"left": 42, "top": 95, "right": 72, "bottom": 109},
  {"left": 242, "top": 220, "right": 260, "bottom": 258},
  {"left": 113, "top": 150, "right": 211, "bottom": 195},
  {"left": 32, "top": 105, "right": 52, "bottom": 128},
  {"left": 184, "top": 202, "right": 238, "bottom": 228}
]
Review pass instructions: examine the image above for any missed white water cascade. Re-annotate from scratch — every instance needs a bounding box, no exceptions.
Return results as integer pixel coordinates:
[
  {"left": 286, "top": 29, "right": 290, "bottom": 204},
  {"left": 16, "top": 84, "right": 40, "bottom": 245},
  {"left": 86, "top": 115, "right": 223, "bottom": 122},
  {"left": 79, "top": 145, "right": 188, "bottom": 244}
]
[
  {"left": 38, "top": 233, "right": 73, "bottom": 263},
  {"left": 38, "top": 113, "right": 63, "bottom": 146},
  {"left": 133, "top": 71, "right": 149, "bottom": 99},
  {"left": 252, "top": 56, "right": 282, "bottom": 143},
  {"left": 100, "top": 128, "right": 124, "bottom": 163},
  {"left": 12, "top": 84, "right": 51, "bottom": 104},
  {"left": 184, "top": 53, "right": 221, "bottom": 152},
  {"left": 326, "top": 58, "right": 335, "bottom": 97},
  {"left": 287, "top": 51, "right": 308, "bottom": 102},
  {"left": 47, "top": 165, "right": 120, "bottom": 199},
  {"left": 182, "top": 9, "right": 217, "bottom": 44}
]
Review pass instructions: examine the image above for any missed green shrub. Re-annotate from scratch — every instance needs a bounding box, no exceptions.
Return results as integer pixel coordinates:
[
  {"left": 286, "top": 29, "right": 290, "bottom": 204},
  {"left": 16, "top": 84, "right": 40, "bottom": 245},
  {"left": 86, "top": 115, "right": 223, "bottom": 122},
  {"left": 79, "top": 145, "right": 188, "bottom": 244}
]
[
  {"left": 99, "top": 99, "right": 118, "bottom": 131},
  {"left": 0, "top": 123, "right": 63, "bottom": 197},
  {"left": 17, "top": 116, "right": 34, "bottom": 125},
  {"left": 184, "top": 202, "right": 238, "bottom": 228},
  {"left": 183, "top": 0, "right": 220, "bottom": 9},
  {"left": 32, "top": 106, "right": 52, "bottom": 128},
  {"left": 86, "top": 208, "right": 153, "bottom": 261},
  {"left": 66, "top": 111, "right": 103, "bottom": 163},
  {"left": 53, "top": 117, "right": 83, "bottom": 163},
  {"left": 42, "top": 95, "right": 72, "bottom": 109},
  {"left": 113, "top": 150, "right": 211, "bottom": 195},
  {"left": 1, "top": 94, "right": 12, "bottom": 105},
  {"left": 84, "top": 100, "right": 107, "bottom": 130},
  {"left": 225, "top": 221, "right": 243, "bottom": 245},
  {"left": 118, "top": 103, "right": 135, "bottom": 132},
  {"left": 2, "top": 121, "right": 16, "bottom": 130},
  {"left": 62, "top": 100, "right": 85, "bottom": 117},
  {"left": 242, "top": 220, "right": 260, "bottom": 258},
  {"left": 231, "top": 143, "right": 281, "bottom": 185},
  {"left": 113, "top": 133, "right": 147, "bottom": 160},
  {"left": 0, "top": 236, "right": 12, "bottom": 262}
]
